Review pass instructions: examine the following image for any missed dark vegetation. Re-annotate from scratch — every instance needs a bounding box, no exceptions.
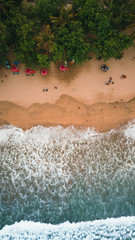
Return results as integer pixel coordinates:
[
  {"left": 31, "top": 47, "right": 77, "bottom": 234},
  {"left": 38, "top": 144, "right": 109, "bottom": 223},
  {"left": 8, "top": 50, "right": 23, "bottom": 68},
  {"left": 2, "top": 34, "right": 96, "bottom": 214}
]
[{"left": 0, "top": 0, "right": 135, "bottom": 69}]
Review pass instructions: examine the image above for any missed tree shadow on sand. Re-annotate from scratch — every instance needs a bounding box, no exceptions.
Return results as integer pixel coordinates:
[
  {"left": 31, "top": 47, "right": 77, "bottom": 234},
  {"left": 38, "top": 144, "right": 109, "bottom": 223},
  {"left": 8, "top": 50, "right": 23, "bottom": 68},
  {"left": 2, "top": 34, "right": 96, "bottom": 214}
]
[{"left": 53, "top": 61, "right": 84, "bottom": 83}]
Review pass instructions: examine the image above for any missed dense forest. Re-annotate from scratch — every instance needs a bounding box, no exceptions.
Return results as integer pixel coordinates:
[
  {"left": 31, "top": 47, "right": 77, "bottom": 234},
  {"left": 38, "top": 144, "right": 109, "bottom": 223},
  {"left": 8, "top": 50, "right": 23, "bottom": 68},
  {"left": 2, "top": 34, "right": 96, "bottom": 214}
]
[{"left": 0, "top": 0, "right": 135, "bottom": 69}]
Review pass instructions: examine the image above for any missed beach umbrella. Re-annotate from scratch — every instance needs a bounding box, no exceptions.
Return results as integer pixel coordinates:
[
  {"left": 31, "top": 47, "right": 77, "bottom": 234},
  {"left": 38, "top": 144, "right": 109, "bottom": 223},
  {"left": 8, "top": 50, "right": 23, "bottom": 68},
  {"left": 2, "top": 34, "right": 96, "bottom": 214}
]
[
  {"left": 31, "top": 70, "right": 35, "bottom": 76},
  {"left": 11, "top": 65, "right": 18, "bottom": 72},
  {"left": 59, "top": 65, "right": 66, "bottom": 72},
  {"left": 41, "top": 69, "right": 48, "bottom": 76},
  {"left": 25, "top": 68, "right": 32, "bottom": 75}
]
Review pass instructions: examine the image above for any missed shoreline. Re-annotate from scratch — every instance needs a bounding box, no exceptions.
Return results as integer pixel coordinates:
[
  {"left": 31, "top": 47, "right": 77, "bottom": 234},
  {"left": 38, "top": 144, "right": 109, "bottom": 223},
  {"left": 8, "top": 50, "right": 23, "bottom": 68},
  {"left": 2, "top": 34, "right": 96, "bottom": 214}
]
[
  {"left": 0, "top": 94, "right": 135, "bottom": 132},
  {"left": 0, "top": 46, "right": 135, "bottom": 132}
]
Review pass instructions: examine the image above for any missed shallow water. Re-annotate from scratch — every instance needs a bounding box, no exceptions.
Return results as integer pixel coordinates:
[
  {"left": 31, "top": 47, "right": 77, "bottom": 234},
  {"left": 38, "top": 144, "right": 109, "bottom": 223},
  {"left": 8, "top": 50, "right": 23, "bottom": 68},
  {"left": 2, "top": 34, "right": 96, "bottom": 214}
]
[{"left": 0, "top": 121, "right": 135, "bottom": 239}]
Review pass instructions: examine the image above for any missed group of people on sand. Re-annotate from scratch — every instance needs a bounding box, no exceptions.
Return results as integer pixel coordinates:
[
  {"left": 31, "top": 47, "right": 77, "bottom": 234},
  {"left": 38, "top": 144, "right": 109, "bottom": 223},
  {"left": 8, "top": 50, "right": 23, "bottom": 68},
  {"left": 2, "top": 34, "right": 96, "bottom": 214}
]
[
  {"left": 101, "top": 64, "right": 109, "bottom": 72},
  {"left": 104, "top": 75, "right": 127, "bottom": 86},
  {"left": 105, "top": 77, "right": 114, "bottom": 85},
  {"left": 101, "top": 64, "right": 127, "bottom": 86}
]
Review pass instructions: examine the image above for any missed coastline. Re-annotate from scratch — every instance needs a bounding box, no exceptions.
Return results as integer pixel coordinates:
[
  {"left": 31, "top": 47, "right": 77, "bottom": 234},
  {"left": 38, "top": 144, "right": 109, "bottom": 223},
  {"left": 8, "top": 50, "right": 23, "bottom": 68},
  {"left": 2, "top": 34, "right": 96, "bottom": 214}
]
[
  {"left": 0, "top": 95, "right": 135, "bottom": 132},
  {"left": 0, "top": 46, "right": 135, "bottom": 132}
]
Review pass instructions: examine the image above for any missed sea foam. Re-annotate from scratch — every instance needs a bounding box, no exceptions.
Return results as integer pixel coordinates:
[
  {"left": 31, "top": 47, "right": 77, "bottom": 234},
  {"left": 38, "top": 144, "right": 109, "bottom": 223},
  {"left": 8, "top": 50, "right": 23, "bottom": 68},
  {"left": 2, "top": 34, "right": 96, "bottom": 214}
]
[
  {"left": 0, "top": 217, "right": 135, "bottom": 239},
  {"left": 0, "top": 121, "right": 135, "bottom": 235}
]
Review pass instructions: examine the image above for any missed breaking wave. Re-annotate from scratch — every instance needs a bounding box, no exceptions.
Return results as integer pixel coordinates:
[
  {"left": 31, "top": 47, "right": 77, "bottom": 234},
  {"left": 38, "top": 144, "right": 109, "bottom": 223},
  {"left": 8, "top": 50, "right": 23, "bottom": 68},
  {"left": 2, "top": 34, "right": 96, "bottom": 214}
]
[
  {"left": 0, "top": 217, "right": 135, "bottom": 239},
  {"left": 0, "top": 120, "right": 135, "bottom": 239}
]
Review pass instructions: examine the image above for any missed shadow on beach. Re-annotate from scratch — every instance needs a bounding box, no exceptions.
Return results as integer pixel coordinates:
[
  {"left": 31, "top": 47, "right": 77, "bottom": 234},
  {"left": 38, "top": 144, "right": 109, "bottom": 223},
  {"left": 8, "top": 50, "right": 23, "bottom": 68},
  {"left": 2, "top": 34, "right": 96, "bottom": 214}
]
[{"left": 53, "top": 61, "right": 83, "bottom": 83}]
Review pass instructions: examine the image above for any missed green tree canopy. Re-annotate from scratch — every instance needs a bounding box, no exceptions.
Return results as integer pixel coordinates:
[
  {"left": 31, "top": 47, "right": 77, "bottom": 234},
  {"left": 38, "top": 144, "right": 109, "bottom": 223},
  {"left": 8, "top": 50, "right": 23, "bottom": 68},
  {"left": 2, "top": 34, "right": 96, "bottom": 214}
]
[
  {"left": 0, "top": 0, "right": 14, "bottom": 19},
  {"left": 50, "top": 4, "right": 77, "bottom": 28},
  {"left": 91, "top": 32, "right": 133, "bottom": 61},
  {"left": 0, "top": 22, "right": 10, "bottom": 65},
  {"left": 35, "top": 0, "right": 66, "bottom": 24},
  {"left": 11, "top": 13, "right": 39, "bottom": 69},
  {"left": 0, "top": 0, "right": 134, "bottom": 69},
  {"left": 75, "top": 0, "right": 133, "bottom": 60},
  {"left": 51, "top": 22, "right": 91, "bottom": 64},
  {"left": 88, "top": 11, "right": 133, "bottom": 60},
  {"left": 34, "top": 24, "right": 54, "bottom": 52}
]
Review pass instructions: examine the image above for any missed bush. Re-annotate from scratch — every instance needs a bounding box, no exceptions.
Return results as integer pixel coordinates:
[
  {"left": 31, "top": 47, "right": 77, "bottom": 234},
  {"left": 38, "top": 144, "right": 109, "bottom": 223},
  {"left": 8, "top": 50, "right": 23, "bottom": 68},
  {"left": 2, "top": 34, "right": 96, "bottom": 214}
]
[{"left": 37, "top": 53, "right": 51, "bottom": 69}]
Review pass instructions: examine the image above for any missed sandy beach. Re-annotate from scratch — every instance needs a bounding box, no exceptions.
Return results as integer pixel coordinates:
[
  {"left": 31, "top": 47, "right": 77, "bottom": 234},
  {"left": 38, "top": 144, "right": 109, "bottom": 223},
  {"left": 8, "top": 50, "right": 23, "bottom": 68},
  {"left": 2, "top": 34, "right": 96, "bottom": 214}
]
[{"left": 0, "top": 45, "right": 135, "bottom": 132}]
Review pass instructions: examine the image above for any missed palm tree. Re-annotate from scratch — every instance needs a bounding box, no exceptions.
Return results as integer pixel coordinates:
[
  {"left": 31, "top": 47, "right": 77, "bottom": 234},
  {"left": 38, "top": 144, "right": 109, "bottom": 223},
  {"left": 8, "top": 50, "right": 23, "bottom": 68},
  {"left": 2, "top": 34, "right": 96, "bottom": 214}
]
[
  {"left": 34, "top": 24, "right": 54, "bottom": 51},
  {"left": 0, "top": 0, "right": 14, "bottom": 18},
  {"left": 50, "top": 4, "right": 77, "bottom": 27}
]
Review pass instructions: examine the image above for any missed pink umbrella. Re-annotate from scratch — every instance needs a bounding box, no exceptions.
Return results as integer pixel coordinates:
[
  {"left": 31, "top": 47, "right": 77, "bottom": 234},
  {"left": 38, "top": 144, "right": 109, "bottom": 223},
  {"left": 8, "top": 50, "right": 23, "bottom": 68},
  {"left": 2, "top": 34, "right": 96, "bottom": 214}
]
[
  {"left": 41, "top": 69, "right": 48, "bottom": 76},
  {"left": 25, "top": 68, "right": 32, "bottom": 75},
  {"left": 59, "top": 65, "right": 66, "bottom": 72},
  {"left": 11, "top": 65, "right": 18, "bottom": 72}
]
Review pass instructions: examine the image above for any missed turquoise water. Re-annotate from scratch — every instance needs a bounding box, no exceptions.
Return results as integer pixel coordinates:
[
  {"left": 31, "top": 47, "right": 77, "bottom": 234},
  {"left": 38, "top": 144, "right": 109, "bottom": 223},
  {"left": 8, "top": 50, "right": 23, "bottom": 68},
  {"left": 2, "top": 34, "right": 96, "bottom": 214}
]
[{"left": 0, "top": 121, "right": 135, "bottom": 239}]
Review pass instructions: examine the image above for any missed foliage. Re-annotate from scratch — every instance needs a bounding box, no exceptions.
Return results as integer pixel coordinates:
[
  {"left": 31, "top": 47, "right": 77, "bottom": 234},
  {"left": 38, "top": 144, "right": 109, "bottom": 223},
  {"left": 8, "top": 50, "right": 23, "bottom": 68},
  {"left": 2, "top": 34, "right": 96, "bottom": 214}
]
[
  {"left": 12, "top": 0, "right": 22, "bottom": 6},
  {"left": 0, "top": 22, "right": 10, "bottom": 65},
  {"left": 35, "top": 0, "right": 66, "bottom": 24},
  {"left": 77, "top": 0, "right": 133, "bottom": 60},
  {"left": 37, "top": 53, "right": 51, "bottom": 69},
  {"left": 0, "top": 0, "right": 134, "bottom": 69},
  {"left": 0, "top": 0, "right": 14, "bottom": 19},
  {"left": 21, "top": 3, "right": 38, "bottom": 20},
  {"left": 50, "top": 4, "right": 77, "bottom": 28},
  {"left": 100, "top": 0, "right": 134, "bottom": 31},
  {"left": 126, "top": 0, "right": 135, "bottom": 35},
  {"left": 76, "top": 0, "right": 100, "bottom": 32},
  {"left": 51, "top": 22, "right": 91, "bottom": 64},
  {"left": 11, "top": 13, "right": 39, "bottom": 69},
  {"left": 91, "top": 32, "right": 133, "bottom": 61},
  {"left": 72, "top": 0, "right": 86, "bottom": 12},
  {"left": 34, "top": 24, "right": 54, "bottom": 51}
]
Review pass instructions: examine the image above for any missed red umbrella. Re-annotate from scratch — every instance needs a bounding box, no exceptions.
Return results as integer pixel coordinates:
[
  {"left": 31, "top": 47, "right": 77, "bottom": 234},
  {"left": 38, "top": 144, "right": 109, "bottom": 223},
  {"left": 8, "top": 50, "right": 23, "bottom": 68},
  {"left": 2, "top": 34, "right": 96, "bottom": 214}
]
[
  {"left": 25, "top": 68, "right": 32, "bottom": 75},
  {"left": 41, "top": 69, "right": 48, "bottom": 76},
  {"left": 11, "top": 65, "right": 18, "bottom": 72},
  {"left": 31, "top": 70, "right": 35, "bottom": 76},
  {"left": 59, "top": 65, "right": 66, "bottom": 72}
]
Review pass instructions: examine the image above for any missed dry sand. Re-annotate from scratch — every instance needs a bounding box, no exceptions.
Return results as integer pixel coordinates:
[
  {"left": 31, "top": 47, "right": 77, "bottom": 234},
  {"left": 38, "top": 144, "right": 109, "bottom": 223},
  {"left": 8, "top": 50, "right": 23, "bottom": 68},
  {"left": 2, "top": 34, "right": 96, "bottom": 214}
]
[{"left": 0, "top": 46, "right": 135, "bottom": 132}]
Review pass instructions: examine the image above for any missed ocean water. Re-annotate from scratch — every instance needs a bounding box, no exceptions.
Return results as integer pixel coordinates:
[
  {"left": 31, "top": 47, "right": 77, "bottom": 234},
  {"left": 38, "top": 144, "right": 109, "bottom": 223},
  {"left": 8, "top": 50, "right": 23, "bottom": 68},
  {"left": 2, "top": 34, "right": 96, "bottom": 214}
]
[{"left": 0, "top": 121, "right": 135, "bottom": 239}]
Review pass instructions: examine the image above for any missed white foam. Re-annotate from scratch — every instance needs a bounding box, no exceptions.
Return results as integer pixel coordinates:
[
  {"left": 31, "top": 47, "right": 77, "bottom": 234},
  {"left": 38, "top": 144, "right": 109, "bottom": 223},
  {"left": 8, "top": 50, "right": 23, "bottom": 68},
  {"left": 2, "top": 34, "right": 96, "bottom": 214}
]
[
  {"left": 123, "top": 120, "right": 135, "bottom": 140},
  {"left": 0, "top": 125, "right": 99, "bottom": 145},
  {"left": 0, "top": 217, "right": 135, "bottom": 239},
  {"left": 0, "top": 120, "right": 134, "bottom": 147},
  {"left": 0, "top": 122, "right": 135, "bottom": 234}
]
